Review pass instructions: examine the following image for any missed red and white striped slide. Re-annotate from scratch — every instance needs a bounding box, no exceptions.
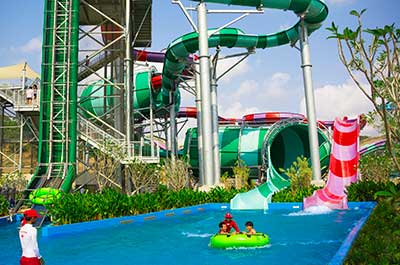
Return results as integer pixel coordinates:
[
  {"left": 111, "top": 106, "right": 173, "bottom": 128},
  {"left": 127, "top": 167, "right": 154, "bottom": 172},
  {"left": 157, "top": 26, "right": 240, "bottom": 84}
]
[{"left": 304, "top": 117, "right": 360, "bottom": 210}]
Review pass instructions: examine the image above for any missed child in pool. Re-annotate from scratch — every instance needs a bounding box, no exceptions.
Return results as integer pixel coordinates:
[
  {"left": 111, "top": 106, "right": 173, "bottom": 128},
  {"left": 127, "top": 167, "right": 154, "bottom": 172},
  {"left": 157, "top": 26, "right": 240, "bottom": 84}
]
[
  {"left": 243, "top": 221, "right": 256, "bottom": 235},
  {"left": 218, "top": 221, "right": 229, "bottom": 234}
]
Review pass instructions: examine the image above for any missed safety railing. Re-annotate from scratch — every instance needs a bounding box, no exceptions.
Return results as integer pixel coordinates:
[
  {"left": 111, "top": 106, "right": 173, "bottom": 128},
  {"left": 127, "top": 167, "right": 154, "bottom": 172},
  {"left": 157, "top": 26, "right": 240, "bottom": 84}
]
[{"left": 0, "top": 85, "right": 40, "bottom": 111}]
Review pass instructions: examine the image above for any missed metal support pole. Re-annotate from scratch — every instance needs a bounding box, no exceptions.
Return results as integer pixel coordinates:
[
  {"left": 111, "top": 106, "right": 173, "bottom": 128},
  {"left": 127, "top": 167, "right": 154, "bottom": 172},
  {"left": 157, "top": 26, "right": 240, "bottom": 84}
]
[
  {"left": 18, "top": 116, "right": 24, "bottom": 172},
  {"left": 169, "top": 91, "right": 177, "bottom": 161},
  {"left": 194, "top": 63, "right": 204, "bottom": 185},
  {"left": 197, "top": 2, "right": 214, "bottom": 186},
  {"left": 22, "top": 63, "right": 26, "bottom": 90},
  {"left": 125, "top": 0, "right": 133, "bottom": 157},
  {"left": 210, "top": 65, "right": 220, "bottom": 184},
  {"left": 299, "top": 20, "right": 322, "bottom": 183}
]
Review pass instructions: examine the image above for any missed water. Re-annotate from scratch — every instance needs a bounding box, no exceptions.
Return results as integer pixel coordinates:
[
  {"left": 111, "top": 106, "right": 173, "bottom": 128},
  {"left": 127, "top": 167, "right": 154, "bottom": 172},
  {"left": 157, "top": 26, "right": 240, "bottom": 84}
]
[{"left": 0, "top": 205, "right": 370, "bottom": 265}]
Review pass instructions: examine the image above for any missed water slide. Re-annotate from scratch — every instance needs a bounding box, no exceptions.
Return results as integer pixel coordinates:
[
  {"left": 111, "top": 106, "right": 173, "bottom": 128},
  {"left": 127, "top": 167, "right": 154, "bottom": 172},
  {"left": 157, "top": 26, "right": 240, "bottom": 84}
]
[
  {"left": 304, "top": 118, "right": 360, "bottom": 209},
  {"left": 360, "top": 139, "right": 386, "bottom": 156},
  {"left": 25, "top": 0, "right": 328, "bottom": 209},
  {"left": 24, "top": 0, "right": 79, "bottom": 196}
]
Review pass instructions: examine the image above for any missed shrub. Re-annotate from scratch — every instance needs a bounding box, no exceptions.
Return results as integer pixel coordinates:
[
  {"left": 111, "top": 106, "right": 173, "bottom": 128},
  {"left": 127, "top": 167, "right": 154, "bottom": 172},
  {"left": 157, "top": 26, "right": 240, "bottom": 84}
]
[
  {"left": 0, "top": 195, "right": 10, "bottom": 217},
  {"left": 280, "top": 156, "right": 312, "bottom": 193},
  {"left": 233, "top": 160, "right": 250, "bottom": 189},
  {"left": 346, "top": 181, "right": 396, "bottom": 202},
  {"left": 160, "top": 159, "right": 192, "bottom": 191},
  {"left": 359, "top": 150, "right": 395, "bottom": 182},
  {"left": 47, "top": 186, "right": 247, "bottom": 225},
  {"left": 124, "top": 160, "right": 160, "bottom": 194}
]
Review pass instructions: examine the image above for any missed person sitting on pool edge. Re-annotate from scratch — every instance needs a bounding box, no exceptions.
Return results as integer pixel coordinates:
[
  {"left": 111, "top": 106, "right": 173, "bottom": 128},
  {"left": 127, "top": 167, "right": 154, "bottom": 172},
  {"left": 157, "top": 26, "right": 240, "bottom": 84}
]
[
  {"left": 218, "top": 222, "right": 229, "bottom": 234},
  {"left": 222, "top": 212, "right": 240, "bottom": 234},
  {"left": 242, "top": 221, "right": 256, "bottom": 235}
]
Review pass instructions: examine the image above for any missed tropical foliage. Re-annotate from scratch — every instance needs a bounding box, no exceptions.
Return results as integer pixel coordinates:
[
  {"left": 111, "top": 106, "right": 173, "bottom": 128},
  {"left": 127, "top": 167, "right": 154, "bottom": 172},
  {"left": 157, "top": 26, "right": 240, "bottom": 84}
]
[
  {"left": 359, "top": 149, "right": 398, "bottom": 182},
  {"left": 0, "top": 195, "right": 9, "bottom": 217},
  {"left": 47, "top": 186, "right": 246, "bottom": 225},
  {"left": 327, "top": 9, "right": 400, "bottom": 172}
]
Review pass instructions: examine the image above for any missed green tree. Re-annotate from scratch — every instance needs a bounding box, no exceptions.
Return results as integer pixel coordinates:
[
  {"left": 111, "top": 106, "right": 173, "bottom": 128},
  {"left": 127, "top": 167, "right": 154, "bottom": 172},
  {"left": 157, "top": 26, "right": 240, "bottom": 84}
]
[{"left": 327, "top": 9, "right": 400, "bottom": 171}]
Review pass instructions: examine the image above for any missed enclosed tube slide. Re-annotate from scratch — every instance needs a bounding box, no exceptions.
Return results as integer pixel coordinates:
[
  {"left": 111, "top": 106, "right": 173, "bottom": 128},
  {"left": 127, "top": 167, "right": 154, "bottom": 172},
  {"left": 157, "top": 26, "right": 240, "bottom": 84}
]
[
  {"left": 80, "top": 69, "right": 181, "bottom": 119},
  {"left": 184, "top": 120, "right": 331, "bottom": 203},
  {"left": 229, "top": 120, "right": 331, "bottom": 209},
  {"left": 304, "top": 118, "right": 359, "bottom": 210}
]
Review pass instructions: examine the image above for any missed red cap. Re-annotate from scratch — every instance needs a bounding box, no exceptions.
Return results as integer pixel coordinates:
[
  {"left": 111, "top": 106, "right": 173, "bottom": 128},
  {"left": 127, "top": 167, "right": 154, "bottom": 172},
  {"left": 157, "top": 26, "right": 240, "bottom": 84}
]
[
  {"left": 225, "top": 212, "right": 233, "bottom": 219},
  {"left": 23, "top": 209, "right": 41, "bottom": 218}
]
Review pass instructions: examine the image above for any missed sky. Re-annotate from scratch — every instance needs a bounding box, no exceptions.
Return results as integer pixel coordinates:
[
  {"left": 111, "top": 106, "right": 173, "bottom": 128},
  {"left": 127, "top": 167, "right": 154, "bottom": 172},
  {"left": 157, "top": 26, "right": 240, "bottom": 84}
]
[{"left": 0, "top": 0, "right": 399, "bottom": 139}]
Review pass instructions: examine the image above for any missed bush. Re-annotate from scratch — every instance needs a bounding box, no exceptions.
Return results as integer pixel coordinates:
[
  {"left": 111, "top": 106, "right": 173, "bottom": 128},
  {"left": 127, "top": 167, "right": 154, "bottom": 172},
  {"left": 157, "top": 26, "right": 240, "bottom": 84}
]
[
  {"left": 0, "top": 196, "right": 10, "bottom": 217},
  {"left": 345, "top": 182, "right": 400, "bottom": 264},
  {"left": 359, "top": 151, "right": 395, "bottom": 182},
  {"left": 346, "top": 181, "right": 397, "bottom": 201},
  {"left": 279, "top": 156, "right": 312, "bottom": 193},
  {"left": 160, "top": 159, "right": 192, "bottom": 191},
  {"left": 232, "top": 160, "right": 250, "bottom": 189},
  {"left": 47, "top": 186, "right": 247, "bottom": 225}
]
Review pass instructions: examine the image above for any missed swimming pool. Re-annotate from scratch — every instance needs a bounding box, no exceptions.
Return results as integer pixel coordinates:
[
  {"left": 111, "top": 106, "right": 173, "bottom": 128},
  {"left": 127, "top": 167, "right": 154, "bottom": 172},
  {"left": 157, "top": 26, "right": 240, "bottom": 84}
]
[{"left": 0, "top": 202, "right": 375, "bottom": 265}]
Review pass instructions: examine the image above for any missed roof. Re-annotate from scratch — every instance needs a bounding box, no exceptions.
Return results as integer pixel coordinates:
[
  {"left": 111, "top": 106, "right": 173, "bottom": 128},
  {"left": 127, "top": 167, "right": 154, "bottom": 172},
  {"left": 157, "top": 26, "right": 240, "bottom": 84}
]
[
  {"left": 79, "top": 0, "right": 152, "bottom": 47},
  {"left": 0, "top": 62, "right": 40, "bottom": 80}
]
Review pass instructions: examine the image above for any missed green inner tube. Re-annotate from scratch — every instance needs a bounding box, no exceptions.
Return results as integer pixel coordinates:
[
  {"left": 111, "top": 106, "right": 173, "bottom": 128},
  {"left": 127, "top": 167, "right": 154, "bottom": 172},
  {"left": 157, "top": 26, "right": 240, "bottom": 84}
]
[
  {"left": 210, "top": 233, "right": 270, "bottom": 248},
  {"left": 29, "top": 187, "right": 61, "bottom": 205}
]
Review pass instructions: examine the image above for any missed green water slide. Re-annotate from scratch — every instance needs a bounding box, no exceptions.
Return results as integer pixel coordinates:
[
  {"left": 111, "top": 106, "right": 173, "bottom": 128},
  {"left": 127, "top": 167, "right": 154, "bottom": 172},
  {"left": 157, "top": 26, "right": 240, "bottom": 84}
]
[
  {"left": 166, "top": 0, "right": 328, "bottom": 208},
  {"left": 183, "top": 121, "right": 331, "bottom": 209},
  {"left": 162, "top": 0, "right": 328, "bottom": 91},
  {"left": 80, "top": 70, "right": 180, "bottom": 119},
  {"left": 25, "top": 0, "right": 79, "bottom": 198}
]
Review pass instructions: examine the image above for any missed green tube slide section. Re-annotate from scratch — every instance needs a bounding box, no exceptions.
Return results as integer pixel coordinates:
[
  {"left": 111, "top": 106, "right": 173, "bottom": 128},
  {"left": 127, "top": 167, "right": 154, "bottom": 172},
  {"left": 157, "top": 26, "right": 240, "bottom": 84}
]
[
  {"left": 80, "top": 70, "right": 180, "bottom": 119},
  {"left": 163, "top": 0, "right": 328, "bottom": 91},
  {"left": 184, "top": 122, "right": 330, "bottom": 209},
  {"left": 27, "top": 0, "right": 79, "bottom": 195}
]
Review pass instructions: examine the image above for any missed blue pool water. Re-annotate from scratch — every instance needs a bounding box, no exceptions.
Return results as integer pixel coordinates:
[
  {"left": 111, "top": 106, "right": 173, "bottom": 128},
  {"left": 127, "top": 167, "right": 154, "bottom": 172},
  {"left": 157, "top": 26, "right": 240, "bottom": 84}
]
[{"left": 0, "top": 203, "right": 374, "bottom": 265}]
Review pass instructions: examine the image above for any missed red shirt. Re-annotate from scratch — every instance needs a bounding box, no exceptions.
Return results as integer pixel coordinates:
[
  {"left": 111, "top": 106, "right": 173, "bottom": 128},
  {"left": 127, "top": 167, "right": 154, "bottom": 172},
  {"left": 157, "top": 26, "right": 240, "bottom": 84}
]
[{"left": 223, "top": 219, "right": 240, "bottom": 233}]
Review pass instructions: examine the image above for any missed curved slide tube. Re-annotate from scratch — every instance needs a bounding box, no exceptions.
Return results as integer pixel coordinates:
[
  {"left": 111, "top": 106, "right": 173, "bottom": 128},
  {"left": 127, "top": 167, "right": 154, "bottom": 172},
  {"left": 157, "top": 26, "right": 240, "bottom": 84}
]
[
  {"left": 304, "top": 118, "right": 360, "bottom": 210},
  {"left": 230, "top": 121, "right": 331, "bottom": 210},
  {"left": 360, "top": 139, "right": 386, "bottom": 156}
]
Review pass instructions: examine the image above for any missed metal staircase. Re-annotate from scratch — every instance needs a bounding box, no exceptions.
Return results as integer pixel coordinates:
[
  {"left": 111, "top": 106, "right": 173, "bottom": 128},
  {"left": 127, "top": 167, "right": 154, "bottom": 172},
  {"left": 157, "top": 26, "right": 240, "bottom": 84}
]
[
  {"left": 78, "top": 114, "right": 159, "bottom": 164},
  {"left": 78, "top": 51, "right": 119, "bottom": 81}
]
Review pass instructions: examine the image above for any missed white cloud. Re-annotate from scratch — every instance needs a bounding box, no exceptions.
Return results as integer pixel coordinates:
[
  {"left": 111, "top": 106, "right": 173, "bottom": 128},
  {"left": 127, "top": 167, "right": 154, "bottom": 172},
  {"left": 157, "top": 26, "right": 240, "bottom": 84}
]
[
  {"left": 11, "top": 37, "right": 42, "bottom": 53},
  {"left": 299, "top": 79, "right": 378, "bottom": 135},
  {"left": 231, "top": 79, "right": 258, "bottom": 99}
]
